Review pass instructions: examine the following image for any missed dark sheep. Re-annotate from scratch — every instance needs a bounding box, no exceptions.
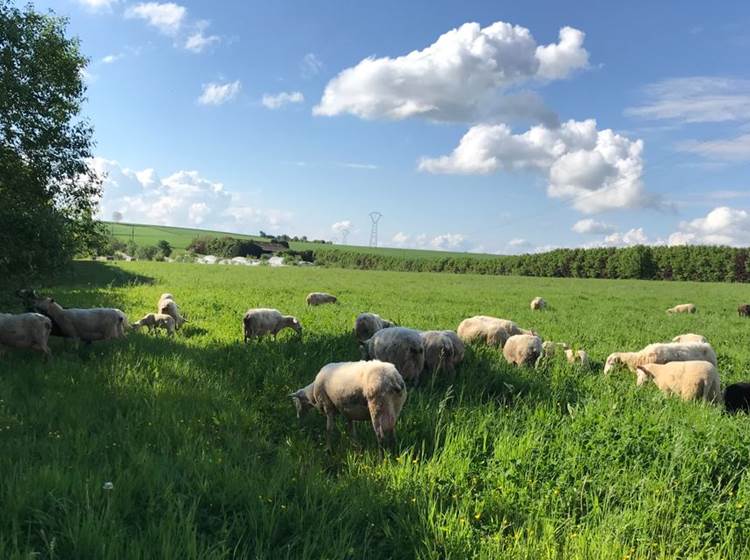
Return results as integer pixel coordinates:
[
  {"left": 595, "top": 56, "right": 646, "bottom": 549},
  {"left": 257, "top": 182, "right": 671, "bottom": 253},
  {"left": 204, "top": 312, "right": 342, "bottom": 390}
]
[
  {"left": 738, "top": 304, "right": 750, "bottom": 317},
  {"left": 724, "top": 382, "right": 750, "bottom": 414}
]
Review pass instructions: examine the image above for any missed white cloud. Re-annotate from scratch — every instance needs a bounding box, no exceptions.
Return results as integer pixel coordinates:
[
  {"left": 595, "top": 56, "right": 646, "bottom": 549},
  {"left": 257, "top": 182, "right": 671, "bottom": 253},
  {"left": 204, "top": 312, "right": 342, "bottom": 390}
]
[
  {"left": 101, "top": 54, "right": 122, "bottom": 64},
  {"left": 509, "top": 238, "right": 529, "bottom": 247},
  {"left": 92, "top": 157, "right": 290, "bottom": 232},
  {"left": 198, "top": 81, "right": 241, "bottom": 106},
  {"left": 677, "top": 134, "right": 750, "bottom": 161},
  {"left": 184, "top": 28, "right": 220, "bottom": 53},
  {"left": 604, "top": 227, "right": 649, "bottom": 246},
  {"left": 337, "top": 162, "right": 378, "bottom": 170},
  {"left": 626, "top": 77, "right": 750, "bottom": 123},
  {"left": 668, "top": 206, "right": 750, "bottom": 246},
  {"left": 331, "top": 220, "right": 352, "bottom": 233},
  {"left": 301, "top": 53, "right": 323, "bottom": 78},
  {"left": 314, "top": 20, "right": 587, "bottom": 123},
  {"left": 420, "top": 119, "right": 658, "bottom": 214},
  {"left": 389, "top": 232, "right": 470, "bottom": 251},
  {"left": 572, "top": 218, "right": 615, "bottom": 234},
  {"left": 125, "top": 2, "right": 187, "bottom": 36},
  {"left": 77, "top": 0, "right": 118, "bottom": 10},
  {"left": 261, "top": 91, "right": 304, "bottom": 109}
]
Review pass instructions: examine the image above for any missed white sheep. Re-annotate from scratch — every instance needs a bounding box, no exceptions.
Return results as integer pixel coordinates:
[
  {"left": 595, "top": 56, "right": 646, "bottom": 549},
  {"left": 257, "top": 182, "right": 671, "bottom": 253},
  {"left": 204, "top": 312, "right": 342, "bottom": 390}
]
[
  {"left": 530, "top": 297, "right": 546, "bottom": 310},
  {"left": 672, "top": 333, "right": 707, "bottom": 344},
  {"left": 565, "top": 348, "right": 590, "bottom": 368},
  {"left": 0, "top": 312, "right": 52, "bottom": 357},
  {"left": 306, "top": 292, "right": 338, "bottom": 306},
  {"left": 157, "top": 294, "right": 187, "bottom": 329},
  {"left": 133, "top": 313, "right": 176, "bottom": 336},
  {"left": 243, "top": 308, "right": 302, "bottom": 342},
  {"left": 31, "top": 298, "right": 127, "bottom": 343},
  {"left": 420, "top": 330, "right": 464, "bottom": 379},
  {"left": 360, "top": 327, "right": 425, "bottom": 385},
  {"left": 667, "top": 303, "right": 696, "bottom": 314},
  {"left": 457, "top": 315, "right": 536, "bottom": 348},
  {"left": 290, "top": 360, "right": 407, "bottom": 452},
  {"left": 354, "top": 312, "right": 395, "bottom": 342},
  {"left": 503, "top": 334, "right": 543, "bottom": 367},
  {"left": 603, "top": 342, "right": 716, "bottom": 375},
  {"left": 635, "top": 360, "right": 721, "bottom": 403}
]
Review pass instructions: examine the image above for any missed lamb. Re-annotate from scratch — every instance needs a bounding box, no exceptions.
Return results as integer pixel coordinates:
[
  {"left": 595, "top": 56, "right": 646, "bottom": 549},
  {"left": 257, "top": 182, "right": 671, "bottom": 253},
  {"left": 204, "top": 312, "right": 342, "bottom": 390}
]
[
  {"left": 354, "top": 312, "right": 395, "bottom": 342},
  {"left": 738, "top": 304, "right": 750, "bottom": 317},
  {"left": 635, "top": 361, "right": 720, "bottom": 403},
  {"left": 503, "top": 334, "right": 543, "bottom": 367},
  {"left": 672, "top": 333, "right": 708, "bottom": 344},
  {"left": 360, "top": 327, "right": 425, "bottom": 385},
  {"left": 457, "top": 315, "right": 536, "bottom": 348},
  {"left": 0, "top": 312, "right": 52, "bottom": 357},
  {"left": 666, "top": 303, "right": 696, "bottom": 314},
  {"left": 290, "top": 360, "right": 407, "bottom": 452},
  {"left": 565, "top": 348, "right": 590, "bottom": 368},
  {"left": 243, "top": 308, "right": 302, "bottom": 342},
  {"left": 603, "top": 342, "right": 717, "bottom": 375},
  {"left": 723, "top": 383, "right": 750, "bottom": 413},
  {"left": 157, "top": 294, "right": 187, "bottom": 330},
  {"left": 420, "top": 330, "right": 464, "bottom": 379},
  {"left": 530, "top": 297, "right": 546, "bottom": 310},
  {"left": 133, "top": 313, "right": 175, "bottom": 336},
  {"left": 306, "top": 292, "right": 338, "bottom": 306},
  {"left": 30, "top": 298, "right": 127, "bottom": 343}
]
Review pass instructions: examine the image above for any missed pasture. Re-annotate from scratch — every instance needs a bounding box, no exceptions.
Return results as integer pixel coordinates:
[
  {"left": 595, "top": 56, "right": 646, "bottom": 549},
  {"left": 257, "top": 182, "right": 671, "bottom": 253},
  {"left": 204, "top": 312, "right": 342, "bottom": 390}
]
[{"left": 2, "top": 261, "right": 750, "bottom": 559}]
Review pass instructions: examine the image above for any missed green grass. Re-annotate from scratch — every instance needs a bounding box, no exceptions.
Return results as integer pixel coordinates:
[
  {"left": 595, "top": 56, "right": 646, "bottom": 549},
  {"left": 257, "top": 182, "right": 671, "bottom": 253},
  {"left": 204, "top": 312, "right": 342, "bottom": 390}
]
[{"left": 2, "top": 261, "right": 750, "bottom": 558}]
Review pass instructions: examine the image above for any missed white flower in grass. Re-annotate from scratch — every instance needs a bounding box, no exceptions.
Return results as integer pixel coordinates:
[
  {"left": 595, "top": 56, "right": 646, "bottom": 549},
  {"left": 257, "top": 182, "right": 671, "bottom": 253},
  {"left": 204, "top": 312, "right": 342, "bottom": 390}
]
[{"left": 103, "top": 481, "right": 114, "bottom": 490}]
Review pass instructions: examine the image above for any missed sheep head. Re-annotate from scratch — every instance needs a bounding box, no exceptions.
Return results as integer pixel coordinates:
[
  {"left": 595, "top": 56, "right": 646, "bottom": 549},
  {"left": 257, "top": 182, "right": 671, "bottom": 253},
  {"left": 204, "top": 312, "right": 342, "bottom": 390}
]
[
  {"left": 289, "top": 385, "right": 314, "bottom": 418},
  {"left": 635, "top": 366, "right": 653, "bottom": 386},
  {"left": 603, "top": 353, "right": 623, "bottom": 375}
]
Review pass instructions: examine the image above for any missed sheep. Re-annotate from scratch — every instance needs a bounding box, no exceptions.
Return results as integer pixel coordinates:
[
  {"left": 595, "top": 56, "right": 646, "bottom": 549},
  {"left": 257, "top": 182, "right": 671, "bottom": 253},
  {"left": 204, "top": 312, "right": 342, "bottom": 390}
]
[
  {"left": 672, "top": 333, "right": 708, "bottom": 344},
  {"left": 289, "top": 360, "right": 407, "bottom": 452},
  {"left": 360, "top": 327, "right": 424, "bottom": 386},
  {"left": 565, "top": 348, "right": 590, "bottom": 368},
  {"left": 133, "top": 313, "right": 176, "bottom": 336},
  {"left": 666, "top": 303, "right": 696, "bottom": 314},
  {"left": 29, "top": 298, "right": 127, "bottom": 343},
  {"left": 354, "top": 312, "right": 395, "bottom": 342},
  {"left": 157, "top": 294, "right": 187, "bottom": 330},
  {"left": 603, "top": 342, "right": 717, "bottom": 375},
  {"left": 635, "top": 361, "right": 720, "bottom": 403},
  {"left": 306, "top": 292, "right": 338, "bottom": 306},
  {"left": 723, "top": 383, "right": 750, "bottom": 413},
  {"left": 243, "top": 308, "right": 302, "bottom": 342},
  {"left": 457, "top": 315, "right": 536, "bottom": 348},
  {"left": 503, "top": 334, "right": 543, "bottom": 367},
  {"left": 738, "top": 304, "right": 750, "bottom": 317},
  {"left": 542, "top": 341, "right": 570, "bottom": 358},
  {"left": 419, "top": 330, "right": 464, "bottom": 380},
  {"left": 530, "top": 297, "right": 546, "bottom": 310},
  {"left": 0, "top": 312, "right": 52, "bottom": 357}
]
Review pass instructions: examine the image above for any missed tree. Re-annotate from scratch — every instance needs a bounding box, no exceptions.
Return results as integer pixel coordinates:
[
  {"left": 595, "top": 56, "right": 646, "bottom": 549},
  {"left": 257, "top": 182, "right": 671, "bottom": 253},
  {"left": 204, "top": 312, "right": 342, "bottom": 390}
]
[
  {"left": 157, "top": 240, "right": 172, "bottom": 257},
  {"left": 0, "top": 1, "right": 101, "bottom": 277}
]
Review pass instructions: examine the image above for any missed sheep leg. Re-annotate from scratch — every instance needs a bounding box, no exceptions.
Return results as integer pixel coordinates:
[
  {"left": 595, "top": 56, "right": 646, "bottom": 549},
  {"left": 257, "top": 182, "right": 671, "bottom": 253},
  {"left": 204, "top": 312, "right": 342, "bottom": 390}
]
[{"left": 325, "top": 411, "right": 337, "bottom": 452}]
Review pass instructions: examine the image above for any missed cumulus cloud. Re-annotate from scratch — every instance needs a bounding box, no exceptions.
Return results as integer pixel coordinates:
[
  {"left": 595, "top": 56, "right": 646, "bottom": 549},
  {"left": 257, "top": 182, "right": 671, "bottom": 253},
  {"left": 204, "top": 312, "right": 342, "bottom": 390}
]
[
  {"left": 92, "top": 157, "right": 290, "bottom": 232},
  {"left": 390, "top": 232, "right": 470, "bottom": 251},
  {"left": 603, "top": 228, "right": 649, "bottom": 246},
  {"left": 331, "top": 220, "right": 352, "bottom": 233},
  {"left": 572, "top": 218, "right": 616, "bottom": 234},
  {"left": 101, "top": 54, "right": 122, "bottom": 64},
  {"left": 261, "top": 91, "right": 304, "bottom": 109},
  {"left": 301, "top": 53, "right": 323, "bottom": 78},
  {"left": 184, "top": 24, "right": 220, "bottom": 53},
  {"left": 420, "top": 119, "right": 658, "bottom": 214},
  {"left": 125, "top": 2, "right": 186, "bottom": 36},
  {"left": 626, "top": 77, "right": 750, "bottom": 123},
  {"left": 668, "top": 206, "right": 750, "bottom": 246},
  {"left": 314, "top": 21, "right": 587, "bottom": 123},
  {"left": 77, "top": 0, "right": 118, "bottom": 10},
  {"left": 198, "top": 81, "right": 241, "bottom": 106},
  {"left": 677, "top": 134, "right": 750, "bottom": 161}
]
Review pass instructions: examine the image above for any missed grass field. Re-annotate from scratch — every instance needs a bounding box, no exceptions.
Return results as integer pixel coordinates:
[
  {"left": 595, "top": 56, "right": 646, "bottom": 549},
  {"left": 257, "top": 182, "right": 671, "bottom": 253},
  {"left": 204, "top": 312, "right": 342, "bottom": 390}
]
[{"left": 3, "top": 261, "right": 750, "bottom": 558}]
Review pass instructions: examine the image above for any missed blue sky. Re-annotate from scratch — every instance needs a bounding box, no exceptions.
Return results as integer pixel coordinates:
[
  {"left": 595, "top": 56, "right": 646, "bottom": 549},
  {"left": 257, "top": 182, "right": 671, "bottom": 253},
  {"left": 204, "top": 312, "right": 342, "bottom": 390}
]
[{"left": 34, "top": 0, "right": 750, "bottom": 252}]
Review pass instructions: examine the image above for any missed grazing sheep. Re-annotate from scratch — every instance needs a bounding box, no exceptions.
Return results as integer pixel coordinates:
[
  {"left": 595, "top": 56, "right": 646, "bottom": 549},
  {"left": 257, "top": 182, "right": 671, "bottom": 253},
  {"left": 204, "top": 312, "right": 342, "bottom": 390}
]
[
  {"left": 672, "top": 333, "right": 708, "bottom": 344},
  {"left": 565, "top": 348, "right": 590, "bottom": 368},
  {"left": 290, "top": 360, "right": 407, "bottom": 452},
  {"left": 603, "top": 342, "right": 717, "bottom": 375},
  {"left": 635, "top": 361, "right": 720, "bottom": 403},
  {"left": 738, "top": 304, "right": 750, "bottom": 317},
  {"left": 420, "top": 330, "right": 464, "bottom": 379},
  {"left": 530, "top": 297, "right": 546, "bottom": 310},
  {"left": 354, "top": 312, "right": 395, "bottom": 342},
  {"left": 724, "top": 383, "right": 750, "bottom": 413},
  {"left": 30, "top": 298, "right": 127, "bottom": 343},
  {"left": 157, "top": 294, "right": 187, "bottom": 330},
  {"left": 360, "top": 327, "right": 425, "bottom": 386},
  {"left": 666, "top": 303, "right": 696, "bottom": 314},
  {"left": 133, "top": 313, "right": 175, "bottom": 336},
  {"left": 503, "top": 334, "right": 543, "bottom": 367},
  {"left": 542, "top": 341, "right": 570, "bottom": 358},
  {"left": 243, "top": 308, "right": 302, "bottom": 342},
  {"left": 0, "top": 312, "right": 52, "bottom": 357},
  {"left": 457, "top": 316, "right": 536, "bottom": 348},
  {"left": 306, "top": 292, "right": 338, "bottom": 306}
]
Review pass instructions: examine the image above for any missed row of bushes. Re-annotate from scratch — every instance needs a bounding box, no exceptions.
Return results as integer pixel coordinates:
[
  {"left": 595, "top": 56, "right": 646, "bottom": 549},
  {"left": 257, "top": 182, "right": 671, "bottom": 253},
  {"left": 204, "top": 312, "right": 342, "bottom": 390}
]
[
  {"left": 312, "top": 245, "right": 750, "bottom": 283},
  {"left": 187, "top": 236, "right": 314, "bottom": 262}
]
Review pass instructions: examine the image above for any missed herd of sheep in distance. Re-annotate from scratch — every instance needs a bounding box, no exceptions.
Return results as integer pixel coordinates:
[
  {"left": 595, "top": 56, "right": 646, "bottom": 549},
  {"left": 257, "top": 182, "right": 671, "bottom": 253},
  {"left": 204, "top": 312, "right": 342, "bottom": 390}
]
[{"left": 4, "top": 289, "right": 750, "bottom": 452}]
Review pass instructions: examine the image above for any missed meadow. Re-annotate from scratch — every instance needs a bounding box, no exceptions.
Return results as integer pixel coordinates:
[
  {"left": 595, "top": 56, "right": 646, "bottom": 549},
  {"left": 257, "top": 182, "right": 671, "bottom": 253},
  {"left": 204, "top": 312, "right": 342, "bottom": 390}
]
[{"left": 2, "top": 261, "right": 750, "bottom": 559}]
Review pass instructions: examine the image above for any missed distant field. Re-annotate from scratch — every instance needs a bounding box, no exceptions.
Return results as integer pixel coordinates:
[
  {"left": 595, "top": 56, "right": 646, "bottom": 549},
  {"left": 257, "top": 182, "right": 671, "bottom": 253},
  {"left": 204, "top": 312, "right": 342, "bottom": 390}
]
[{"left": 3, "top": 261, "right": 750, "bottom": 558}]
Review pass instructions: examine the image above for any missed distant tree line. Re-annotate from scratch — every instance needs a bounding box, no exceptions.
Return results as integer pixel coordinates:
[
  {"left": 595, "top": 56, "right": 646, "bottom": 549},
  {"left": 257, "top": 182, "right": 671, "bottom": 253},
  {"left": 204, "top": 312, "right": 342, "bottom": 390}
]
[
  {"left": 188, "top": 236, "right": 314, "bottom": 262},
  {"left": 312, "top": 245, "right": 750, "bottom": 283},
  {"left": 258, "top": 231, "right": 332, "bottom": 245}
]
